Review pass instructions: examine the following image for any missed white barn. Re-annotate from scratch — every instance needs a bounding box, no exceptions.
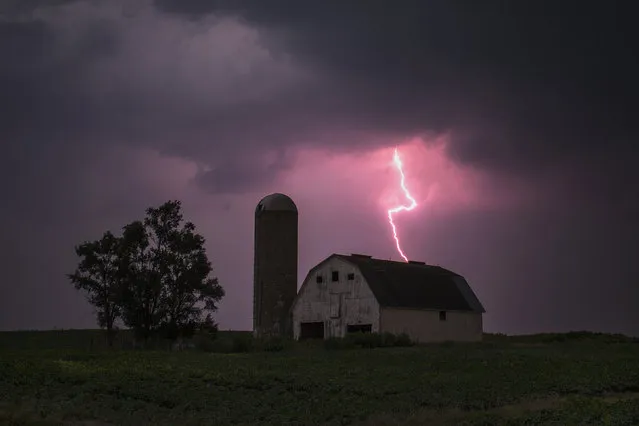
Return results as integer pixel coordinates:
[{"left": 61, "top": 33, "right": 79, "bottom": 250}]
[{"left": 291, "top": 254, "right": 485, "bottom": 343}]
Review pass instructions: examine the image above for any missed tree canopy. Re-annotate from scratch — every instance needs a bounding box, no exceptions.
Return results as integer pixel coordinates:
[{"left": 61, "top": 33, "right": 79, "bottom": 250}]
[
  {"left": 68, "top": 231, "right": 123, "bottom": 345},
  {"left": 69, "top": 200, "right": 224, "bottom": 345}
]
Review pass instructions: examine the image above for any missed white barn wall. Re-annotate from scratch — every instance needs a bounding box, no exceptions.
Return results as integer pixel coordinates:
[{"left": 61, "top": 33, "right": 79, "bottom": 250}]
[
  {"left": 380, "top": 308, "right": 483, "bottom": 343},
  {"left": 292, "top": 257, "right": 380, "bottom": 339}
]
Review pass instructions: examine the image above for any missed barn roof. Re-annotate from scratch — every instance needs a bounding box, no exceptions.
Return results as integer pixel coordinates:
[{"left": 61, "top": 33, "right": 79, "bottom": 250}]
[{"left": 334, "top": 254, "right": 485, "bottom": 313}]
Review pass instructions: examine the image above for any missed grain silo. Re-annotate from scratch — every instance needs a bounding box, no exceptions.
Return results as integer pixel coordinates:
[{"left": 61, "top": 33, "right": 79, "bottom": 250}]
[{"left": 253, "top": 193, "right": 298, "bottom": 338}]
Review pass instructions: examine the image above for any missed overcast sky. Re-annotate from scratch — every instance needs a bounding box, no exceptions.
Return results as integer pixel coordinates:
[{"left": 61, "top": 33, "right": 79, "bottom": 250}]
[{"left": 1, "top": 0, "right": 637, "bottom": 335}]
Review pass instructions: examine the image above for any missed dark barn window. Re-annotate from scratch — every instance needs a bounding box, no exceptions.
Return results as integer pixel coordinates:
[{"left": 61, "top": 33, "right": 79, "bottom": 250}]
[
  {"left": 300, "top": 322, "right": 325, "bottom": 339},
  {"left": 347, "top": 273, "right": 355, "bottom": 280},
  {"left": 316, "top": 275, "right": 323, "bottom": 284},
  {"left": 439, "top": 311, "right": 447, "bottom": 321},
  {"left": 331, "top": 271, "right": 339, "bottom": 282}
]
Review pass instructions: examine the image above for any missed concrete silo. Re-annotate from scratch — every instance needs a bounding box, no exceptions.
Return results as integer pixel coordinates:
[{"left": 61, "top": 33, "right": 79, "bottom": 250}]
[{"left": 253, "top": 193, "right": 298, "bottom": 338}]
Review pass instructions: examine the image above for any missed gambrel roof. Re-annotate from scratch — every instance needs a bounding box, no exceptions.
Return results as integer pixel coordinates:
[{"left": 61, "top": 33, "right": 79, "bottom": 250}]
[{"left": 295, "top": 253, "right": 485, "bottom": 313}]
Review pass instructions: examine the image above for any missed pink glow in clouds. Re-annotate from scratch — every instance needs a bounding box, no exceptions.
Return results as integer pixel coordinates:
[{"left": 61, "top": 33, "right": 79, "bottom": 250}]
[
  {"left": 275, "top": 136, "right": 497, "bottom": 262},
  {"left": 280, "top": 136, "right": 488, "bottom": 217},
  {"left": 387, "top": 148, "right": 418, "bottom": 262}
]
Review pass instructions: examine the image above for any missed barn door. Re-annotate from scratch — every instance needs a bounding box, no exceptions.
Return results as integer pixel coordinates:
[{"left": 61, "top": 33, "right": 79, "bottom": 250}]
[{"left": 330, "top": 293, "right": 341, "bottom": 318}]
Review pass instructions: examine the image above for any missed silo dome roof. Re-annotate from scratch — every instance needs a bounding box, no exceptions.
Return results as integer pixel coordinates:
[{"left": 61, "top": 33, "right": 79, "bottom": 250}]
[{"left": 256, "top": 193, "right": 297, "bottom": 213}]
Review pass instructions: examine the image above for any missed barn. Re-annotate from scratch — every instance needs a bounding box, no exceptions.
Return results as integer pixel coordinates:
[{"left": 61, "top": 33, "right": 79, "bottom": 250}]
[{"left": 291, "top": 253, "right": 485, "bottom": 343}]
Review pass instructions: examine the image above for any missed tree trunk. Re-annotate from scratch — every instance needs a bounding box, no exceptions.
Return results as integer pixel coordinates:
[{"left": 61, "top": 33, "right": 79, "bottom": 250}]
[
  {"left": 105, "top": 327, "right": 115, "bottom": 347},
  {"left": 105, "top": 315, "right": 116, "bottom": 348}
]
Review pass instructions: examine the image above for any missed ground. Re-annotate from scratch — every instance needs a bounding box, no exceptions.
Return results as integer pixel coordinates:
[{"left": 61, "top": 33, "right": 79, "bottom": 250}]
[{"left": 1, "top": 331, "right": 639, "bottom": 425}]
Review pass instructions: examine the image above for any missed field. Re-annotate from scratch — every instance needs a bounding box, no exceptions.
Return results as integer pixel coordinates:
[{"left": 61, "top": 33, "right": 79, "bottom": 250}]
[{"left": 1, "top": 331, "right": 639, "bottom": 425}]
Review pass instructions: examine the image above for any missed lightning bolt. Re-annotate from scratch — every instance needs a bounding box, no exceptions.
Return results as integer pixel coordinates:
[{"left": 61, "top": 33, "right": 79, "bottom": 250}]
[{"left": 387, "top": 148, "right": 418, "bottom": 262}]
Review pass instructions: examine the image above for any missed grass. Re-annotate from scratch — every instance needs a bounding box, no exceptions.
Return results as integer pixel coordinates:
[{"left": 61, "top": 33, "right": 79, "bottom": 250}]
[{"left": 1, "top": 331, "right": 638, "bottom": 425}]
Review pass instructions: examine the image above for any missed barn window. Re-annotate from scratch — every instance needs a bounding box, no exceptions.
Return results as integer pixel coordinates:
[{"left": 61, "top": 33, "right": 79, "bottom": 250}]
[
  {"left": 439, "top": 311, "right": 447, "bottom": 321},
  {"left": 316, "top": 275, "right": 323, "bottom": 284},
  {"left": 347, "top": 273, "right": 355, "bottom": 280},
  {"left": 331, "top": 271, "right": 339, "bottom": 282}
]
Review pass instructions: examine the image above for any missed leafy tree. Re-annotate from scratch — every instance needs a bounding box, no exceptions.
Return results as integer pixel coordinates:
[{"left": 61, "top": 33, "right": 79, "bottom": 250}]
[
  {"left": 118, "top": 220, "right": 162, "bottom": 342},
  {"left": 69, "top": 200, "right": 225, "bottom": 347},
  {"left": 118, "top": 200, "right": 225, "bottom": 343},
  {"left": 68, "top": 231, "right": 123, "bottom": 347}
]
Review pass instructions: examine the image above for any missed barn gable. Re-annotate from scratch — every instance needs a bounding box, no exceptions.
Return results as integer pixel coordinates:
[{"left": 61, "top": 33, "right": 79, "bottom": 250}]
[
  {"left": 291, "top": 254, "right": 381, "bottom": 338},
  {"left": 291, "top": 254, "right": 365, "bottom": 313}
]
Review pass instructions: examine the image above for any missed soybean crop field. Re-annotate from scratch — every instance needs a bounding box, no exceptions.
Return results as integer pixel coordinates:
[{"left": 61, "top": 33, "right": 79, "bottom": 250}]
[{"left": 1, "top": 331, "right": 639, "bottom": 426}]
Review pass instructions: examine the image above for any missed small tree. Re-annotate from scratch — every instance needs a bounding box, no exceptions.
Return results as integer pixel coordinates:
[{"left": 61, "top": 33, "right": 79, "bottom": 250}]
[
  {"left": 68, "top": 231, "right": 123, "bottom": 347},
  {"left": 119, "top": 200, "right": 225, "bottom": 343}
]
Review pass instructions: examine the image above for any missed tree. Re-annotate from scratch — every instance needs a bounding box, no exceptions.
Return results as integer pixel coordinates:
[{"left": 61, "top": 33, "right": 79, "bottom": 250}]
[
  {"left": 117, "top": 220, "right": 162, "bottom": 342},
  {"left": 68, "top": 231, "right": 123, "bottom": 347},
  {"left": 69, "top": 200, "right": 225, "bottom": 347},
  {"left": 118, "top": 200, "right": 225, "bottom": 343}
]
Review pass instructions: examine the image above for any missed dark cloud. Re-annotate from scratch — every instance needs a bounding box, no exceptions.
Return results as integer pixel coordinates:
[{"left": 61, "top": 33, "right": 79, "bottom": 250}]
[
  {"left": 154, "top": 2, "right": 638, "bottom": 137},
  {"left": 0, "top": 0, "right": 81, "bottom": 15},
  {"left": 149, "top": 0, "right": 639, "bottom": 209},
  {"left": 7, "top": 1, "right": 636, "bottom": 186},
  {"left": 1, "top": 0, "right": 638, "bottom": 334},
  {"left": 195, "top": 149, "right": 296, "bottom": 194}
]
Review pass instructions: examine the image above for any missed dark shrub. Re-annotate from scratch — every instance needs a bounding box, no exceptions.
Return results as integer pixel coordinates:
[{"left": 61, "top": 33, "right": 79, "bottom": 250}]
[
  {"left": 349, "top": 332, "right": 383, "bottom": 348},
  {"left": 200, "top": 315, "right": 219, "bottom": 338},
  {"left": 194, "top": 335, "right": 218, "bottom": 352},
  {"left": 324, "top": 337, "right": 355, "bottom": 350},
  {"left": 324, "top": 332, "right": 413, "bottom": 350},
  {"left": 381, "top": 332, "right": 397, "bottom": 347},
  {"left": 324, "top": 337, "right": 342, "bottom": 350},
  {"left": 263, "top": 336, "right": 286, "bottom": 352},
  {"left": 159, "top": 321, "right": 199, "bottom": 341},
  {"left": 191, "top": 324, "right": 220, "bottom": 352},
  {"left": 394, "top": 333, "right": 414, "bottom": 347},
  {"left": 232, "top": 334, "right": 254, "bottom": 352}
]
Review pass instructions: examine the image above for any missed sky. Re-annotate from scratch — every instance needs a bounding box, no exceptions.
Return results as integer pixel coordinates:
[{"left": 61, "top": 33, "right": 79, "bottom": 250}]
[{"left": 1, "top": 0, "right": 638, "bottom": 336}]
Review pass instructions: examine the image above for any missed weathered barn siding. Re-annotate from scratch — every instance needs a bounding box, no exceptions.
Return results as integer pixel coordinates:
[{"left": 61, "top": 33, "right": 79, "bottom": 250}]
[
  {"left": 292, "top": 257, "right": 380, "bottom": 339},
  {"left": 380, "top": 308, "right": 482, "bottom": 343}
]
